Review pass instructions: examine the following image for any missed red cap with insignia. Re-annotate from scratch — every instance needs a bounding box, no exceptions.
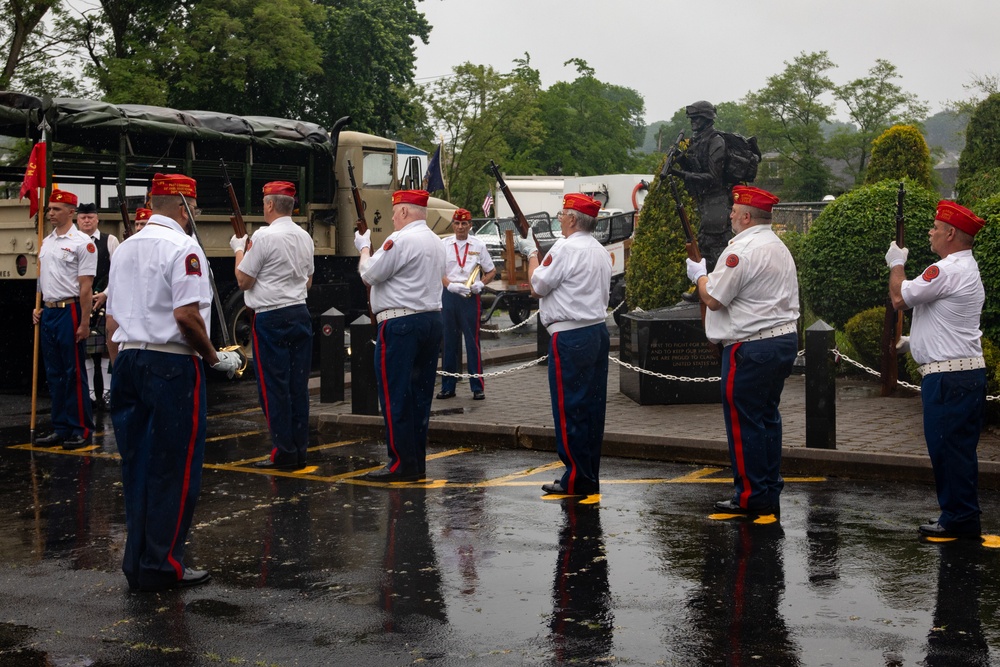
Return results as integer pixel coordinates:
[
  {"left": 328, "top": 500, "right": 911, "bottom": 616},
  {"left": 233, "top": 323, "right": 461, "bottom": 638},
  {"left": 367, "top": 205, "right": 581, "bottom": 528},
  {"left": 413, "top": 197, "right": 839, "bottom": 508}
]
[
  {"left": 49, "top": 189, "right": 78, "bottom": 207},
  {"left": 563, "top": 193, "right": 601, "bottom": 218},
  {"left": 392, "top": 189, "right": 429, "bottom": 207},
  {"left": 936, "top": 200, "right": 985, "bottom": 237},
  {"left": 452, "top": 208, "right": 472, "bottom": 222},
  {"left": 732, "top": 185, "right": 780, "bottom": 213},
  {"left": 135, "top": 208, "right": 152, "bottom": 222},
  {"left": 263, "top": 181, "right": 296, "bottom": 197},
  {"left": 150, "top": 173, "right": 197, "bottom": 198}
]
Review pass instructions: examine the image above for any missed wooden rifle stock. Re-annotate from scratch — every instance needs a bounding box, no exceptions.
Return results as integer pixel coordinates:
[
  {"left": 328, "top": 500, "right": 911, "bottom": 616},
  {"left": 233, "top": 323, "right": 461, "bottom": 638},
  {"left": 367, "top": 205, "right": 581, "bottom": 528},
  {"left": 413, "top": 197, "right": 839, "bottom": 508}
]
[
  {"left": 347, "top": 160, "right": 375, "bottom": 325},
  {"left": 489, "top": 160, "right": 541, "bottom": 264},
  {"left": 880, "top": 182, "right": 906, "bottom": 396},
  {"left": 116, "top": 181, "right": 136, "bottom": 239},
  {"left": 219, "top": 159, "right": 247, "bottom": 238}
]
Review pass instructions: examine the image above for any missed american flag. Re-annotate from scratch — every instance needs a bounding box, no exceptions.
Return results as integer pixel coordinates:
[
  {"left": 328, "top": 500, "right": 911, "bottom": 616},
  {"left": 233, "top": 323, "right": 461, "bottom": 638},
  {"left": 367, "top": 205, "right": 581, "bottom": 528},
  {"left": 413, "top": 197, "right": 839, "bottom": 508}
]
[{"left": 481, "top": 190, "right": 494, "bottom": 217}]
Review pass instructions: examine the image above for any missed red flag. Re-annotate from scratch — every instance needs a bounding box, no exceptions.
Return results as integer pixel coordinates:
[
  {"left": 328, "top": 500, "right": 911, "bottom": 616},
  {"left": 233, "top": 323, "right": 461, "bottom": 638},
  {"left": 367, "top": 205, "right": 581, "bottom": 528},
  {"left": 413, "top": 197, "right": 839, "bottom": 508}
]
[{"left": 20, "top": 142, "right": 46, "bottom": 218}]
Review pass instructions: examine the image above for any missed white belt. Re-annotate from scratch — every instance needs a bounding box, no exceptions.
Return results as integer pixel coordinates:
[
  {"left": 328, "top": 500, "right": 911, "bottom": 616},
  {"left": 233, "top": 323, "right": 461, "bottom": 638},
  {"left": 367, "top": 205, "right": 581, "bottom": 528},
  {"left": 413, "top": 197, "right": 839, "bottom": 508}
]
[
  {"left": 723, "top": 322, "right": 797, "bottom": 348},
  {"left": 376, "top": 308, "right": 420, "bottom": 323},
  {"left": 919, "top": 356, "right": 986, "bottom": 377},
  {"left": 253, "top": 302, "right": 302, "bottom": 313},
  {"left": 120, "top": 341, "right": 198, "bottom": 356}
]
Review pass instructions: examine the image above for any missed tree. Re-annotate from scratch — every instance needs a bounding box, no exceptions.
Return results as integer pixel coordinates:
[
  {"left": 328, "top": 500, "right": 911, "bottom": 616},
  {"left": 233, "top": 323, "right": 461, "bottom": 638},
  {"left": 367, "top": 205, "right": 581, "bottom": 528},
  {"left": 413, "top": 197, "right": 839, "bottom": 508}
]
[
  {"left": 745, "top": 51, "right": 836, "bottom": 200},
  {"left": 957, "top": 93, "right": 1000, "bottom": 191},
  {"left": 533, "top": 59, "right": 645, "bottom": 176},
  {"left": 825, "top": 60, "right": 929, "bottom": 185},
  {"left": 864, "top": 125, "right": 933, "bottom": 189},
  {"left": 423, "top": 58, "right": 543, "bottom": 210},
  {"left": 1, "top": 1, "right": 83, "bottom": 94}
]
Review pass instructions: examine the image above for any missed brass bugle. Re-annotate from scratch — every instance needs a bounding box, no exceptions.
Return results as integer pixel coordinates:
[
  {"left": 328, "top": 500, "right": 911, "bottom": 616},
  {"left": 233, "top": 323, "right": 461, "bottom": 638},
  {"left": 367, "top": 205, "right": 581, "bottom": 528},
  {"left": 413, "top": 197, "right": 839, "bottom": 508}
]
[{"left": 462, "top": 264, "right": 482, "bottom": 297}]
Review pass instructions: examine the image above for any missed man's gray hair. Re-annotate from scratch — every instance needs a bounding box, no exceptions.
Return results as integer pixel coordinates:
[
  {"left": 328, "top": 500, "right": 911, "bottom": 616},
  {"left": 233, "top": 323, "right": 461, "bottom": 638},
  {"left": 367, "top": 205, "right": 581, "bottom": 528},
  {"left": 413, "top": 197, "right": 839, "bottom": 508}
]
[
  {"left": 573, "top": 210, "right": 598, "bottom": 232},
  {"left": 150, "top": 194, "right": 183, "bottom": 212},
  {"left": 265, "top": 194, "right": 295, "bottom": 215}
]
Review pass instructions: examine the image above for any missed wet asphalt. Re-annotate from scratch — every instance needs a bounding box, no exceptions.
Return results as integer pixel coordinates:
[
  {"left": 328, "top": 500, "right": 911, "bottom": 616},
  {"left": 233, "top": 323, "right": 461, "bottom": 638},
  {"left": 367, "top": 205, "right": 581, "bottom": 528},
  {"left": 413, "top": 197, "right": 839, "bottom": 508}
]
[{"left": 2, "top": 376, "right": 1000, "bottom": 666}]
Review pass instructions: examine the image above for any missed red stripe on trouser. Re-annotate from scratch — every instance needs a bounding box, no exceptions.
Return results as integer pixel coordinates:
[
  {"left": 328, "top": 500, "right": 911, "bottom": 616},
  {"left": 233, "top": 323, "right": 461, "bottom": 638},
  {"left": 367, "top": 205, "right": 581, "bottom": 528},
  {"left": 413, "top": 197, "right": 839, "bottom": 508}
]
[
  {"left": 552, "top": 332, "right": 577, "bottom": 492},
  {"left": 251, "top": 314, "right": 275, "bottom": 461},
  {"left": 474, "top": 295, "right": 484, "bottom": 388},
  {"left": 69, "top": 303, "right": 90, "bottom": 438},
  {"left": 725, "top": 343, "right": 751, "bottom": 508},
  {"left": 166, "top": 357, "right": 201, "bottom": 579},
  {"left": 378, "top": 322, "right": 399, "bottom": 472}
]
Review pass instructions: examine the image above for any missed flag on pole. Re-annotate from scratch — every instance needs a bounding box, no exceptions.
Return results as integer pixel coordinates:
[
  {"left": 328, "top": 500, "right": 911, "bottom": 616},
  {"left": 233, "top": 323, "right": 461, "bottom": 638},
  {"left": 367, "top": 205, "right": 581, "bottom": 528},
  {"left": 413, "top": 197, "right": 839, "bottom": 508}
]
[
  {"left": 20, "top": 142, "right": 46, "bottom": 218},
  {"left": 423, "top": 144, "right": 445, "bottom": 193},
  {"left": 481, "top": 190, "right": 494, "bottom": 217}
]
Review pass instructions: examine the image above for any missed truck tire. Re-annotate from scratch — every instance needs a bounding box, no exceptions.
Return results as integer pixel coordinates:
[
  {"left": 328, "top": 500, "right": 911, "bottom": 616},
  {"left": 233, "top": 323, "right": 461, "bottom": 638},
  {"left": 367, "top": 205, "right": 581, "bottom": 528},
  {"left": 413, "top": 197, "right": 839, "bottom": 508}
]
[
  {"left": 222, "top": 288, "right": 254, "bottom": 367},
  {"left": 508, "top": 299, "right": 532, "bottom": 326},
  {"left": 610, "top": 278, "right": 627, "bottom": 327}
]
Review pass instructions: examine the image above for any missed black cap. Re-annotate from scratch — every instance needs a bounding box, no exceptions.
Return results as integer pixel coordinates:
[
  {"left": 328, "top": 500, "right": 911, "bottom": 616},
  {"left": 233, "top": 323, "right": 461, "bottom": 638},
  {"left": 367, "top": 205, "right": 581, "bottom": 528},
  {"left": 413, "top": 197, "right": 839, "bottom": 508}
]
[
  {"left": 77, "top": 202, "right": 98, "bottom": 214},
  {"left": 685, "top": 101, "right": 716, "bottom": 119}
]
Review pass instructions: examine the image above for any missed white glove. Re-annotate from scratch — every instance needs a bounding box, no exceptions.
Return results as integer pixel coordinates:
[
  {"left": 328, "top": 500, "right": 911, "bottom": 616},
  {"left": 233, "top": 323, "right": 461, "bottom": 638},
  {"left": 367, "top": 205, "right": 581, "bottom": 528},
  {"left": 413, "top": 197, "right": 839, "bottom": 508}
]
[
  {"left": 896, "top": 335, "right": 910, "bottom": 354},
  {"left": 229, "top": 234, "right": 248, "bottom": 254},
  {"left": 211, "top": 350, "right": 243, "bottom": 379},
  {"left": 354, "top": 229, "right": 371, "bottom": 253},
  {"left": 471, "top": 280, "right": 485, "bottom": 294},
  {"left": 885, "top": 241, "right": 908, "bottom": 268},
  {"left": 514, "top": 235, "right": 537, "bottom": 258},
  {"left": 447, "top": 282, "right": 471, "bottom": 296},
  {"left": 686, "top": 257, "right": 707, "bottom": 283}
]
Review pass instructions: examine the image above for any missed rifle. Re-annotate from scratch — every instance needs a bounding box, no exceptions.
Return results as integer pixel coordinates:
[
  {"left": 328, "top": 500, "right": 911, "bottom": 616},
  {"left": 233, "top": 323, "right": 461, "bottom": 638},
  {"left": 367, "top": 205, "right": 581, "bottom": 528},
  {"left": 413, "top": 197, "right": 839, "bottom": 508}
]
[
  {"left": 347, "top": 160, "right": 375, "bottom": 325},
  {"left": 489, "top": 160, "right": 531, "bottom": 240},
  {"left": 115, "top": 181, "right": 136, "bottom": 239},
  {"left": 220, "top": 159, "right": 248, "bottom": 238},
  {"left": 880, "top": 182, "right": 906, "bottom": 396}
]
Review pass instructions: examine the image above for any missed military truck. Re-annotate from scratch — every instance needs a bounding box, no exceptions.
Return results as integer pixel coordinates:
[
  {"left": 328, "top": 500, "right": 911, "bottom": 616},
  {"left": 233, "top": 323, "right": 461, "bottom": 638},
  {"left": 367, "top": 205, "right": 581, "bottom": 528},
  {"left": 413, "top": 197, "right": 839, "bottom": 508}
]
[{"left": 0, "top": 93, "right": 456, "bottom": 389}]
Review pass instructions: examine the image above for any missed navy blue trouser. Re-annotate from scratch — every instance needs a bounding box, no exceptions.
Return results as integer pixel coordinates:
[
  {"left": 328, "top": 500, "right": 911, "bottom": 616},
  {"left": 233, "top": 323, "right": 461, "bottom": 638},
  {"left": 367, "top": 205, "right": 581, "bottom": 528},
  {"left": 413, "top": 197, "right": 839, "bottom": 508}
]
[
  {"left": 251, "top": 305, "right": 313, "bottom": 466},
  {"left": 374, "top": 312, "right": 443, "bottom": 475},
  {"left": 922, "top": 368, "right": 986, "bottom": 533},
  {"left": 720, "top": 333, "right": 797, "bottom": 510},
  {"left": 441, "top": 289, "right": 484, "bottom": 394},
  {"left": 110, "top": 349, "right": 206, "bottom": 590},
  {"left": 40, "top": 304, "right": 93, "bottom": 439},
  {"left": 548, "top": 323, "right": 610, "bottom": 495}
]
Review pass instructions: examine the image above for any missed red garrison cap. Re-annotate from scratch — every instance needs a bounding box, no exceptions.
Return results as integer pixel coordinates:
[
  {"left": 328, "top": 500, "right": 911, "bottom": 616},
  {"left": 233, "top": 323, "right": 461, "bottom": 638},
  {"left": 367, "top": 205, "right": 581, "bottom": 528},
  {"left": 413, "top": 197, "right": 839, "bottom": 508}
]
[
  {"left": 936, "top": 200, "right": 985, "bottom": 237},
  {"left": 263, "top": 181, "right": 296, "bottom": 197},
  {"left": 135, "top": 208, "right": 152, "bottom": 222},
  {"left": 732, "top": 185, "right": 780, "bottom": 213},
  {"left": 392, "top": 189, "right": 429, "bottom": 207},
  {"left": 150, "top": 173, "right": 197, "bottom": 198},
  {"left": 452, "top": 208, "right": 472, "bottom": 222},
  {"left": 563, "top": 193, "right": 601, "bottom": 218},
  {"left": 49, "top": 189, "right": 78, "bottom": 207}
]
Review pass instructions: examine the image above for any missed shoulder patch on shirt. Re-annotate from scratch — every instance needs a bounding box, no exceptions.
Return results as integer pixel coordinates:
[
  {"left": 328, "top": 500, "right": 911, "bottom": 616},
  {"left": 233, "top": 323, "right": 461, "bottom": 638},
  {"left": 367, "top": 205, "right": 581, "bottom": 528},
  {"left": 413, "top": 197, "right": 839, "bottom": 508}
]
[
  {"left": 542, "top": 254, "right": 553, "bottom": 267},
  {"left": 185, "top": 253, "right": 202, "bottom": 276},
  {"left": 246, "top": 238, "right": 253, "bottom": 251},
  {"left": 922, "top": 265, "right": 940, "bottom": 282},
  {"left": 725, "top": 254, "right": 739, "bottom": 268},
  {"left": 86, "top": 243, "right": 96, "bottom": 254},
  {"left": 382, "top": 239, "right": 394, "bottom": 252}
]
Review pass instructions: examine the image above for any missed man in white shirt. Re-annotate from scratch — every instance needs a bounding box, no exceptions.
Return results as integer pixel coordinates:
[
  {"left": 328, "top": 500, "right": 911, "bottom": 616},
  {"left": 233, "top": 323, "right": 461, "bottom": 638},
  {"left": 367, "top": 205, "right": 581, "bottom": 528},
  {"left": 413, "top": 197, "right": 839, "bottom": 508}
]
[{"left": 77, "top": 202, "right": 118, "bottom": 410}]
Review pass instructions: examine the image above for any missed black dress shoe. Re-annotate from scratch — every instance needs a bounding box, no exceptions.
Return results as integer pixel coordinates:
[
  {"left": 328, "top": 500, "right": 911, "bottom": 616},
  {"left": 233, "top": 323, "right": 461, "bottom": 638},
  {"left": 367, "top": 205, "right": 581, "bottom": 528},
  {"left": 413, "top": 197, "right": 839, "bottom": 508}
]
[
  {"left": 36, "top": 432, "right": 64, "bottom": 446},
  {"left": 680, "top": 290, "right": 700, "bottom": 303},
  {"left": 714, "top": 499, "right": 777, "bottom": 515},
  {"left": 253, "top": 459, "right": 300, "bottom": 472},
  {"left": 542, "top": 481, "right": 579, "bottom": 495},
  {"left": 472, "top": 391, "right": 485, "bottom": 400},
  {"left": 364, "top": 467, "right": 422, "bottom": 482},
  {"left": 136, "top": 568, "right": 211, "bottom": 592},
  {"left": 62, "top": 435, "right": 92, "bottom": 450},
  {"left": 436, "top": 390, "right": 456, "bottom": 399},
  {"left": 918, "top": 521, "right": 979, "bottom": 539}
]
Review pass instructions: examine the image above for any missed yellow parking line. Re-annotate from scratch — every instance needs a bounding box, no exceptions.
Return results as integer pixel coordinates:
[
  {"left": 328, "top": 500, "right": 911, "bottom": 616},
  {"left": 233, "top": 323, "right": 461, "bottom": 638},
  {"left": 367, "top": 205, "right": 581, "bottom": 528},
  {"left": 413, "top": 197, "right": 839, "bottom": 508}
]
[
  {"left": 479, "top": 461, "right": 564, "bottom": 487},
  {"left": 224, "top": 438, "right": 364, "bottom": 467},
  {"left": 206, "top": 430, "right": 267, "bottom": 443},
  {"left": 209, "top": 408, "right": 262, "bottom": 419}
]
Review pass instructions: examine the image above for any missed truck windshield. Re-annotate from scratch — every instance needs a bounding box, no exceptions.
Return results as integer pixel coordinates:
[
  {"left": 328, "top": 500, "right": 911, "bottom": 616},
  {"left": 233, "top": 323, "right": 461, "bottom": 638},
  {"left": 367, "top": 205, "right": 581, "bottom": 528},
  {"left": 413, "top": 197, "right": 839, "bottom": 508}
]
[{"left": 363, "top": 152, "right": 394, "bottom": 189}]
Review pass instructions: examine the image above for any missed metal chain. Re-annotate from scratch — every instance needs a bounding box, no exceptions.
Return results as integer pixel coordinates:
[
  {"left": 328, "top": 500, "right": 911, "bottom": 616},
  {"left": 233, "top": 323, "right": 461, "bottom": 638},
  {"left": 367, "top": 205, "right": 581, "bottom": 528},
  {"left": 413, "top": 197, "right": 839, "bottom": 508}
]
[
  {"left": 608, "top": 356, "right": 720, "bottom": 382},
  {"left": 437, "top": 356, "right": 548, "bottom": 379},
  {"left": 831, "top": 348, "right": 1000, "bottom": 401}
]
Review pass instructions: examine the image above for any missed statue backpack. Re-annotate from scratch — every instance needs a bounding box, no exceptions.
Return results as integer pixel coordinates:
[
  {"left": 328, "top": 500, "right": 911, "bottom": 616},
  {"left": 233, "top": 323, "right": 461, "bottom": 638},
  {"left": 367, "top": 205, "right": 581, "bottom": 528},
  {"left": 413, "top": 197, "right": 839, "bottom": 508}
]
[{"left": 717, "top": 131, "right": 762, "bottom": 185}]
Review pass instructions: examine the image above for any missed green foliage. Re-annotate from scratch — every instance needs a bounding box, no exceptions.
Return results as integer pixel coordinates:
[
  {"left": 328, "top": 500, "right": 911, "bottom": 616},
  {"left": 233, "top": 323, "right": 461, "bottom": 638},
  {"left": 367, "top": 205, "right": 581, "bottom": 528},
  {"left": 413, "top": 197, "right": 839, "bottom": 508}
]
[
  {"left": 799, "top": 179, "right": 939, "bottom": 327},
  {"left": 864, "top": 125, "right": 933, "bottom": 188},
  {"left": 957, "top": 168, "right": 1000, "bottom": 209},
  {"left": 625, "top": 159, "right": 695, "bottom": 310},
  {"left": 958, "top": 93, "right": 1000, "bottom": 188},
  {"left": 971, "top": 193, "right": 1000, "bottom": 343},
  {"left": 843, "top": 306, "right": 885, "bottom": 370}
]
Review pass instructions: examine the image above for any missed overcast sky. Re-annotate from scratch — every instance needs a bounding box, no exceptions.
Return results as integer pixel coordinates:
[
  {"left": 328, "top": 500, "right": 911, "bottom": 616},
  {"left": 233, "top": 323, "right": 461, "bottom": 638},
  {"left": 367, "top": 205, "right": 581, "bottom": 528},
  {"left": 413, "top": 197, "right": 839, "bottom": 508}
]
[{"left": 413, "top": 0, "right": 999, "bottom": 125}]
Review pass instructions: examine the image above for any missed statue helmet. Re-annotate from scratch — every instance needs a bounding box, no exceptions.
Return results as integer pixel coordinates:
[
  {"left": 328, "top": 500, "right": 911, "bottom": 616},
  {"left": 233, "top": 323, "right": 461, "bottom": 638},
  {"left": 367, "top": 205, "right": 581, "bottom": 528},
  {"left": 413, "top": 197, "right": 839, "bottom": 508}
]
[{"left": 685, "top": 101, "right": 717, "bottom": 119}]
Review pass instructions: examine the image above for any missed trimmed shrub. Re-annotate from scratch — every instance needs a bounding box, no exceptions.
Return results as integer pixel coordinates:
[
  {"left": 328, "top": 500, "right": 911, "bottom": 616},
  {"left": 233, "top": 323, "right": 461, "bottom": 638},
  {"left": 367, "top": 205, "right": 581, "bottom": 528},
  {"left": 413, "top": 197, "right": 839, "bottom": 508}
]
[
  {"left": 799, "top": 179, "right": 939, "bottom": 328},
  {"left": 957, "top": 93, "right": 1000, "bottom": 187},
  {"left": 957, "top": 167, "right": 1000, "bottom": 209},
  {"left": 864, "top": 125, "right": 933, "bottom": 189},
  {"left": 971, "top": 193, "right": 1000, "bottom": 343},
  {"left": 626, "top": 157, "right": 698, "bottom": 310},
  {"left": 843, "top": 306, "right": 885, "bottom": 370}
]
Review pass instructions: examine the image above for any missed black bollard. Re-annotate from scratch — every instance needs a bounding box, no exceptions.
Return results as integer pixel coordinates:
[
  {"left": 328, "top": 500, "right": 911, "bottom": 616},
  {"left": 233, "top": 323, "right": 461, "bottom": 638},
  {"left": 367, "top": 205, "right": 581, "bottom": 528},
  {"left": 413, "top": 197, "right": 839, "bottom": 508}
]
[
  {"left": 349, "top": 316, "right": 380, "bottom": 416},
  {"left": 536, "top": 313, "right": 549, "bottom": 367},
  {"left": 319, "top": 307, "right": 345, "bottom": 403},
  {"left": 805, "top": 319, "right": 836, "bottom": 449}
]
